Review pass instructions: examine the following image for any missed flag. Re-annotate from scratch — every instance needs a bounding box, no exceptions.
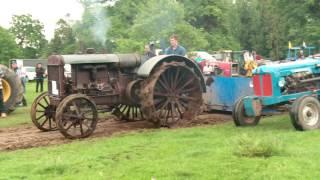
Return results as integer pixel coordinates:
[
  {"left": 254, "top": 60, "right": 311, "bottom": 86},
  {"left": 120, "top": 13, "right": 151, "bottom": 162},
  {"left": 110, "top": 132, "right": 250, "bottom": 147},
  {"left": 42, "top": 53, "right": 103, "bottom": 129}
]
[
  {"left": 303, "top": 41, "right": 307, "bottom": 48},
  {"left": 288, "top": 41, "right": 292, "bottom": 49}
]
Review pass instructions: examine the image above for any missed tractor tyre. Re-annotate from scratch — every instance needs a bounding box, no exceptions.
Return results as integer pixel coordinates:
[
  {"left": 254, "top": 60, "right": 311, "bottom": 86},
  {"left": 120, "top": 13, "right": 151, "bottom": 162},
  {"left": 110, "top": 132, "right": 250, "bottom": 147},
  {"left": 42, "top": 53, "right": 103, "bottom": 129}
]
[
  {"left": 0, "top": 65, "right": 23, "bottom": 112},
  {"left": 140, "top": 61, "right": 202, "bottom": 127},
  {"left": 233, "top": 97, "right": 261, "bottom": 126},
  {"left": 56, "top": 94, "right": 98, "bottom": 139},
  {"left": 290, "top": 96, "right": 320, "bottom": 131}
]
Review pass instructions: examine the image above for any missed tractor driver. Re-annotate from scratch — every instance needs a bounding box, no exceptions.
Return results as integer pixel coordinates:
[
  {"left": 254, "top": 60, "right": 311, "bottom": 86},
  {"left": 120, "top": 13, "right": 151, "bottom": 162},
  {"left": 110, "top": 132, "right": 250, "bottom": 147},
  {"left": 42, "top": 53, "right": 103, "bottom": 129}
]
[
  {"left": 165, "top": 34, "right": 186, "bottom": 56},
  {"left": 243, "top": 51, "right": 257, "bottom": 77}
]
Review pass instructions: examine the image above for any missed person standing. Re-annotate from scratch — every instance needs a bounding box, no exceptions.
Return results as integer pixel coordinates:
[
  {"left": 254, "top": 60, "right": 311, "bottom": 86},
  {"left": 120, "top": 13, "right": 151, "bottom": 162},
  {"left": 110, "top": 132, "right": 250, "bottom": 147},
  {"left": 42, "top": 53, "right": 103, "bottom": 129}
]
[
  {"left": 0, "top": 70, "right": 6, "bottom": 117},
  {"left": 35, "top": 63, "right": 45, "bottom": 93},
  {"left": 164, "top": 34, "right": 186, "bottom": 56}
]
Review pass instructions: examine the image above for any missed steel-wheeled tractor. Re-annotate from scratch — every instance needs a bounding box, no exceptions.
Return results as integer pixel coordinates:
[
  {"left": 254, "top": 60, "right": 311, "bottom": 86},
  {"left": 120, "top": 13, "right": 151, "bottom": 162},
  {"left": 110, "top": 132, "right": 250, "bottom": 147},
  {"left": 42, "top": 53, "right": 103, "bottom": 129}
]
[
  {"left": 31, "top": 53, "right": 205, "bottom": 139},
  {"left": 232, "top": 57, "right": 320, "bottom": 130}
]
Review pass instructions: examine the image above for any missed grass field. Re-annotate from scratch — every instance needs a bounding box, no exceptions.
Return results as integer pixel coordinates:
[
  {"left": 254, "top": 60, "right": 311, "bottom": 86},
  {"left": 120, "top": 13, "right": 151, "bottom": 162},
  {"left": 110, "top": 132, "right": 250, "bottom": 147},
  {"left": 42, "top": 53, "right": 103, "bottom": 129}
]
[
  {"left": 1, "top": 114, "right": 320, "bottom": 179},
  {"left": 1, "top": 82, "right": 320, "bottom": 179}
]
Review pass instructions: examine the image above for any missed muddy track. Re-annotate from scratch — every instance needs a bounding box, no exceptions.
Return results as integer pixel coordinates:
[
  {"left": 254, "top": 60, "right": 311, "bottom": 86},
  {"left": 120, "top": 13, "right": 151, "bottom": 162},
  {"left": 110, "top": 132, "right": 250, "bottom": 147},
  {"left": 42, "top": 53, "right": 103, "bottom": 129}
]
[{"left": 0, "top": 114, "right": 231, "bottom": 151}]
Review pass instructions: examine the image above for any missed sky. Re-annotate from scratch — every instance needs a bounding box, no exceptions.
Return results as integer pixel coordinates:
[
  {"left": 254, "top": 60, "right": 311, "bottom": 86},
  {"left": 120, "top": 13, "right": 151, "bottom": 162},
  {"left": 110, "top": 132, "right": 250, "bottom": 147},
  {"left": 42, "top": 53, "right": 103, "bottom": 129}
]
[{"left": 0, "top": 0, "right": 84, "bottom": 40}]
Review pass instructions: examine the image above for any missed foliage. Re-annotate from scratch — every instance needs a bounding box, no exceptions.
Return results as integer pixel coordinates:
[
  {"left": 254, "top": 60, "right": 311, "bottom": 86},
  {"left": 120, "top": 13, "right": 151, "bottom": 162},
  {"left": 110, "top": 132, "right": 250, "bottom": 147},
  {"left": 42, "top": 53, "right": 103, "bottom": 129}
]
[
  {"left": 72, "top": 4, "right": 111, "bottom": 53},
  {"left": 130, "top": 0, "right": 184, "bottom": 41},
  {"left": 47, "top": 19, "right": 76, "bottom": 55},
  {"left": 0, "top": 27, "right": 21, "bottom": 65},
  {"left": 68, "top": 0, "right": 320, "bottom": 58},
  {"left": 10, "top": 14, "right": 47, "bottom": 58},
  {"left": 114, "top": 38, "right": 143, "bottom": 53},
  {"left": 234, "top": 133, "right": 283, "bottom": 158},
  {"left": 6, "top": 0, "right": 318, "bottom": 59}
]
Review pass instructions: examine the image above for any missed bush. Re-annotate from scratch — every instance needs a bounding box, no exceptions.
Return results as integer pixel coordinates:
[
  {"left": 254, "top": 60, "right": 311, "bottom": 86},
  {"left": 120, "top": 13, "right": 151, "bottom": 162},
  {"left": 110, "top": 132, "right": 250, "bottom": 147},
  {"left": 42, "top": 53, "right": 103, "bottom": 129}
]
[{"left": 233, "top": 134, "right": 283, "bottom": 158}]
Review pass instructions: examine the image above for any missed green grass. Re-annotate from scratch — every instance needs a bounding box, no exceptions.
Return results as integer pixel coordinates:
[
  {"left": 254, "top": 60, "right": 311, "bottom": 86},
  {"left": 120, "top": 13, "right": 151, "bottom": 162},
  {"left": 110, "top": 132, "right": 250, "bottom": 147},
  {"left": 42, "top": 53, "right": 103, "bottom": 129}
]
[
  {"left": 1, "top": 82, "right": 319, "bottom": 179},
  {"left": 0, "top": 81, "right": 47, "bottom": 128},
  {"left": 1, "top": 114, "right": 320, "bottom": 179}
]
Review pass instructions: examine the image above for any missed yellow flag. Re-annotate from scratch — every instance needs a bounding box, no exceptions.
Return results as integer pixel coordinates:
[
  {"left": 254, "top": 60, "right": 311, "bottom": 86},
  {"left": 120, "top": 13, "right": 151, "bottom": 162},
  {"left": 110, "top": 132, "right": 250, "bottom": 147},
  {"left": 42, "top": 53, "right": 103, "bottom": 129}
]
[
  {"left": 288, "top": 41, "right": 292, "bottom": 49},
  {"left": 303, "top": 41, "right": 307, "bottom": 48}
]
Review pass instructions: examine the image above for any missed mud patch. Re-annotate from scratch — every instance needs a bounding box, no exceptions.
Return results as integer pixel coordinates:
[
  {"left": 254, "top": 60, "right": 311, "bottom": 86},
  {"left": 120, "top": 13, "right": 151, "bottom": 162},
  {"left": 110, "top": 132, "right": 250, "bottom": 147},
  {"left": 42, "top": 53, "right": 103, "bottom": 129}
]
[{"left": 0, "top": 113, "right": 231, "bottom": 151}]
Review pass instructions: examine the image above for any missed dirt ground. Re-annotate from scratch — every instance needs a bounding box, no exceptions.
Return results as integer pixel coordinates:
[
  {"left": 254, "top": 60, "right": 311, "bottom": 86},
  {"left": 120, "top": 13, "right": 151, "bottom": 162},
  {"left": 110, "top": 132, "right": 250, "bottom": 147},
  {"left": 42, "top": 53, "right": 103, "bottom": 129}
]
[{"left": 0, "top": 113, "right": 231, "bottom": 151}]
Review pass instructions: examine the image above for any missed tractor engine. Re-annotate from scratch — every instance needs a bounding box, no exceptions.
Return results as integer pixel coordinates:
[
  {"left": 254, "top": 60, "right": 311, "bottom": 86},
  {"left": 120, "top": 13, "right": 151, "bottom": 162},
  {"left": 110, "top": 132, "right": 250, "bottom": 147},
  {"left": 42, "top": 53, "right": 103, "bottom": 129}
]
[
  {"left": 252, "top": 59, "right": 320, "bottom": 98},
  {"left": 284, "top": 71, "right": 320, "bottom": 93}
]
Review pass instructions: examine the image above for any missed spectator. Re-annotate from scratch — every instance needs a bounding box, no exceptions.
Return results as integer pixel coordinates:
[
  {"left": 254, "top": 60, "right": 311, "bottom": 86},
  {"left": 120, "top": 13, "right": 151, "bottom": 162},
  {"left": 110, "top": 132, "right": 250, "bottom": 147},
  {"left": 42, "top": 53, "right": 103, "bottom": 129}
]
[
  {"left": 0, "top": 70, "right": 6, "bottom": 117},
  {"left": 17, "top": 65, "right": 27, "bottom": 93},
  {"left": 35, "top": 63, "right": 45, "bottom": 93},
  {"left": 143, "top": 44, "right": 156, "bottom": 60},
  {"left": 298, "top": 48, "right": 305, "bottom": 60},
  {"left": 10, "top": 62, "right": 27, "bottom": 106},
  {"left": 164, "top": 34, "right": 186, "bottom": 56},
  {"left": 203, "top": 61, "right": 214, "bottom": 75},
  {"left": 11, "top": 62, "right": 18, "bottom": 72},
  {"left": 243, "top": 51, "right": 257, "bottom": 77}
]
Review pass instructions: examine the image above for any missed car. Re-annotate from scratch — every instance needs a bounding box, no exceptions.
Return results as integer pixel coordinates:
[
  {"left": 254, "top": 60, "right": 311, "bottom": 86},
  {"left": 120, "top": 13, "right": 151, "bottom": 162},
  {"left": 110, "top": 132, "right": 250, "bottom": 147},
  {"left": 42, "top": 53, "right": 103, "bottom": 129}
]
[
  {"left": 22, "top": 66, "right": 36, "bottom": 81},
  {"left": 190, "top": 51, "right": 216, "bottom": 63}
]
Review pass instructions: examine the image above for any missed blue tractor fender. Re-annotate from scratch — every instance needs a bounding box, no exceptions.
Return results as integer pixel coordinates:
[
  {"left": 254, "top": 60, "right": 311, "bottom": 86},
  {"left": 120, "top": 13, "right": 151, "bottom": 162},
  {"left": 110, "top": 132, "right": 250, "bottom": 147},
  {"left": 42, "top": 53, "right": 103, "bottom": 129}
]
[{"left": 137, "top": 55, "right": 206, "bottom": 92}]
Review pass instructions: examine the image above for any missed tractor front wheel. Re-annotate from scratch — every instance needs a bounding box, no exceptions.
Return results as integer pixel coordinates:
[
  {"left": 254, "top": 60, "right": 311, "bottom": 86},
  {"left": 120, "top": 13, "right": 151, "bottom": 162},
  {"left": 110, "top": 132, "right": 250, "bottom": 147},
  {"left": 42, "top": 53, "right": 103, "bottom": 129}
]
[
  {"left": 31, "top": 92, "right": 56, "bottom": 131},
  {"left": 56, "top": 94, "right": 98, "bottom": 139},
  {"left": 232, "top": 98, "right": 261, "bottom": 126},
  {"left": 290, "top": 96, "right": 320, "bottom": 131}
]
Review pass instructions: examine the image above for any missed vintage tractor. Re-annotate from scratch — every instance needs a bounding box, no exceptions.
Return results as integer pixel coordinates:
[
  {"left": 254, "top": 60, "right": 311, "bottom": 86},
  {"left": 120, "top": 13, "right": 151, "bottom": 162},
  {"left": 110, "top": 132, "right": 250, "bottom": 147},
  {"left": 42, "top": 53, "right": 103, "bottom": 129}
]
[
  {"left": 232, "top": 57, "right": 320, "bottom": 130},
  {"left": 287, "top": 46, "right": 316, "bottom": 61},
  {"left": 0, "top": 64, "right": 24, "bottom": 112},
  {"left": 30, "top": 53, "right": 205, "bottom": 139}
]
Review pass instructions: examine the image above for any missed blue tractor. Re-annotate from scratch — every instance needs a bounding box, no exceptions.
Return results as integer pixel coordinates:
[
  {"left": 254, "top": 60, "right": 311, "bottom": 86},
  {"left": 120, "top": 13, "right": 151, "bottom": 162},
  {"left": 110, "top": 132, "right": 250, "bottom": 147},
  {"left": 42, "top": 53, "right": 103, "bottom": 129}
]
[
  {"left": 287, "top": 46, "right": 316, "bottom": 61},
  {"left": 232, "top": 57, "right": 320, "bottom": 130}
]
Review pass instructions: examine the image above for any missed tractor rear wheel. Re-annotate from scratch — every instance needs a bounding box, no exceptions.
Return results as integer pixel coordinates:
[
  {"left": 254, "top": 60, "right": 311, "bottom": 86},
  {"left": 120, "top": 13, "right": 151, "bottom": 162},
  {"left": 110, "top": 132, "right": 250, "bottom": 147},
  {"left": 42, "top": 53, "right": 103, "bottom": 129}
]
[
  {"left": 112, "top": 104, "right": 144, "bottom": 121},
  {"left": 0, "top": 65, "right": 23, "bottom": 112},
  {"left": 56, "top": 94, "right": 98, "bottom": 139},
  {"left": 290, "top": 96, "right": 320, "bottom": 131},
  {"left": 233, "top": 98, "right": 261, "bottom": 126},
  {"left": 140, "top": 61, "right": 202, "bottom": 127},
  {"left": 31, "top": 92, "right": 56, "bottom": 131}
]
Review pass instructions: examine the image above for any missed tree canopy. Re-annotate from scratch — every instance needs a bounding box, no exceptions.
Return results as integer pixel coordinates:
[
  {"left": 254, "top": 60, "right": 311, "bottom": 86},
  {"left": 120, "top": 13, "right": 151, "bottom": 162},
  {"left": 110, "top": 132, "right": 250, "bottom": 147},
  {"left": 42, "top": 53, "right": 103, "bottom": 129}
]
[
  {"left": 1, "top": 0, "right": 320, "bottom": 61},
  {"left": 0, "top": 27, "right": 21, "bottom": 65},
  {"left": 71, "top": 0, "right": 320, "bottom": 60},
  {"left": 10, "top": 14, "right": 47, "bottom": 58}
]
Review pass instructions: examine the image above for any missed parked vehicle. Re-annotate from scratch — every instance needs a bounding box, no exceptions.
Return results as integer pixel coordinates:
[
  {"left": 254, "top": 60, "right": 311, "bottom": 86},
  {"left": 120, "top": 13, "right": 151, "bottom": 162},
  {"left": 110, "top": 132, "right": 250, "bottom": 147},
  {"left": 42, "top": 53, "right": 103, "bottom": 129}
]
[{"left": 22, "top": 66, "right": 36, "bottom": 81}]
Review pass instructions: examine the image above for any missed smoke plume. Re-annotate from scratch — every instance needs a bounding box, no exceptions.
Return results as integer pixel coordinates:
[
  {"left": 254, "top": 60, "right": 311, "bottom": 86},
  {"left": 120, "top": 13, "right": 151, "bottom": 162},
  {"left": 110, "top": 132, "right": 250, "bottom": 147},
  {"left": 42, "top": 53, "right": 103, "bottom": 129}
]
[{"left": 90, "top": 5, "right": 110, "bottom": 47}]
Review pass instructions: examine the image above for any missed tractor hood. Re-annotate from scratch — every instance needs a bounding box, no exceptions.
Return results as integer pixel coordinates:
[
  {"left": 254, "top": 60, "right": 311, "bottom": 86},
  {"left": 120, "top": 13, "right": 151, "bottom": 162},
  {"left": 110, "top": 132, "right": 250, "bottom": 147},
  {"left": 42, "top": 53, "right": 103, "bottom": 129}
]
[
  {"left": 253, "top": 58, "right": 320, "bottom": 76},
  {"left": 48, "top": 54, "right": 142, "bottom": 68}
]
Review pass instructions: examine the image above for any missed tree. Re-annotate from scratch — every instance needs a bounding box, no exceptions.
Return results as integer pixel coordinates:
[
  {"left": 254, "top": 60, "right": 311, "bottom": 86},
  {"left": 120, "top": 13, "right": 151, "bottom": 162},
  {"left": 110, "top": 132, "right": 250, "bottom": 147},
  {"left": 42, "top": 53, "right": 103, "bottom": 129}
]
[
  {"left": 48, "top": 19, "right": 76, "bottom": 55},
  {"left": 10, "top": 14, "right": 47, "bottom": 58},
  {"left": 127, "top": 0, "right": 208, "bottom": 52},
  {"left": 0, "top": 27, "right": 21, "bottom": 65},
  {"left": 73, "top": 4, "right": 111, "bottom": 53},
  {"left": 74, "top": 0, "right": 320, "bottom": 58}
]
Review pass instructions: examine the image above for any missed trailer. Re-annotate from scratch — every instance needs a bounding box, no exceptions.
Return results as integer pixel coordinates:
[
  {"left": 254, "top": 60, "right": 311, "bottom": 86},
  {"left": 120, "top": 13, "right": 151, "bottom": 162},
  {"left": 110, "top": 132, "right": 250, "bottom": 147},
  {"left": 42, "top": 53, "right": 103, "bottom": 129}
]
[{"left": 204, "top": 76, "right": 253, "bottom": 111}]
